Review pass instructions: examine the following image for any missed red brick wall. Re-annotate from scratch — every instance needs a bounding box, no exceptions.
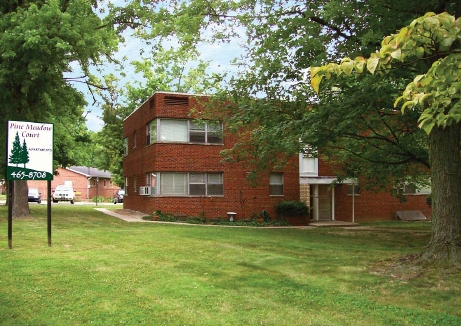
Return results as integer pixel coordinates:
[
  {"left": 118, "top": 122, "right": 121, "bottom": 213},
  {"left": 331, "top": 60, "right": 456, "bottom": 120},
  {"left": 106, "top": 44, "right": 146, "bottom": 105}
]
[
  {"left": 334, "top": 184, "right": 432, "bottom": 222},
  {"left": 28, "top": 167, "right": 119, "bottom": 201},
  {"left": 123, "top": 92, "right": 300, "bottom": 219}
]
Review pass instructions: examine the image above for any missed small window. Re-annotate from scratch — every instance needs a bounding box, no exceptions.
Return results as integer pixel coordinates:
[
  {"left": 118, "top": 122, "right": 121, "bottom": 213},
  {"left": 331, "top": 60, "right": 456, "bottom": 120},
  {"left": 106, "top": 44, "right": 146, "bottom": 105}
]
[
  {"left": 190, "top": 122, "right": 206, "bottom": 143},
  {"left": 207, "top": 123, "right": 223, "bottom": 144},
  {"left": 404, "top": 184, "right": 417, "bottom": 194},
  {"left": 146, "top": 120, "right": 157, "bottom": 145},
  {"left": 124, "top": 177, "right": 128, "bottom": 195},
  {"left": 189, "top": 173, "right": 206, "bottom": 195},
  {"left": 347, "top": 184, "right": 360, "bottom": 195},
  {"left": 146, "top": 173, "right": 157, "bottom": 195},
  {"left": 103, "top": 180, "right": 107, "bottom": 187},
  {"left": 123, "top": 137, "right": 128, "bottom": 156},
  {"left": 133, "top": 131, "right": 137, "bottom": 148},
  {"left": 269, "top": 173, "right": 284, "bottom": 196},
  {"left": 134, "top": 175, "right": 137, "bottom": 193},
  {"left": 207, "top": 173, "right": 223, "bottom": 195}
]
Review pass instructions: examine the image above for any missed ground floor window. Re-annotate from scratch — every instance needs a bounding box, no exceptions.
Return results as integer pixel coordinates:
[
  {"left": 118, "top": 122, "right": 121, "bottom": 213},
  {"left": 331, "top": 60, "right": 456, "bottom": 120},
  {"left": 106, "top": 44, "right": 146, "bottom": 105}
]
[
  {"left": 269, "top": 172, "right": 284, "bottom": 196},
  {"left": 146, "top": 172, "right": 224, "bottom": 196},
  {"left": 347, "top": 184, "right": 360, "bottom": 196}
]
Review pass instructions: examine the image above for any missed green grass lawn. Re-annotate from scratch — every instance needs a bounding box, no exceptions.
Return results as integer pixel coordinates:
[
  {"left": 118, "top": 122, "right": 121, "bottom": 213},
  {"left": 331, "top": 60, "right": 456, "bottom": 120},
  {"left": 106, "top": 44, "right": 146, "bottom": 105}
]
[{"left": 0, "top": 205, "right": 459, "bottom": 325}]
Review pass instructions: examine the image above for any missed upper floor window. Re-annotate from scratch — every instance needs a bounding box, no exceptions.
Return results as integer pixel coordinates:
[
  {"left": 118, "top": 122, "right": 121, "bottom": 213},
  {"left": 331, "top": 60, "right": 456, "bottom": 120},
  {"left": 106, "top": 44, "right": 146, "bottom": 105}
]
[
  {"left": 190, "top": 122, "right": 223, "bottom": 144},
  {"left": 123, "top": 137, "right": 128, "bottom": 156},
  {"left": 403, "top": 183, "right": 431, "bottom": 195},
  {"left": 145, "top": 119, "right": 223, "bottom": 145},
  {"left": 133, "top": 131, "right": 137, "bottom": 148},
  {"left": 146, "top": 120, "right": 157, "bottom": 145},
  {"left": 269, "top": 172, "right": 284, "bottom": 196}
]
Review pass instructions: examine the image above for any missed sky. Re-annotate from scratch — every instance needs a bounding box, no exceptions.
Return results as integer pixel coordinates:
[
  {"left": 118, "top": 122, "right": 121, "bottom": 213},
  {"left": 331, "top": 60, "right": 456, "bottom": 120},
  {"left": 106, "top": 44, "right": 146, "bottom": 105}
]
[{"left": 80, "top": 30, "right": 244, "bottom": 133}]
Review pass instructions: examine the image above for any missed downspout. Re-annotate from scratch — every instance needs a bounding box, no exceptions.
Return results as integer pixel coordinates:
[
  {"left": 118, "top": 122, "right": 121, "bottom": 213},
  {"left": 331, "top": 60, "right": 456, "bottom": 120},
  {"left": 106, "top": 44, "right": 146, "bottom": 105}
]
[{"left": 87, "top": 177, "right": 92, "bottom": 199}]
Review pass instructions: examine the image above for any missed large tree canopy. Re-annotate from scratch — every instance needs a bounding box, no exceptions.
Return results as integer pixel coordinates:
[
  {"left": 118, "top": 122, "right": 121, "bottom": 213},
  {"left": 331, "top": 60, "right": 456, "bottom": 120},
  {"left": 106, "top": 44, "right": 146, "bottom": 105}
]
[
  {"left": 0, "top": 0, "right": 119, "bottom": 216},
  {"left": 100, "top": 0, "right": 460, "bottom": 268},
  {"left": 311, "top": 12, "right": 461, "bottom": 266}
]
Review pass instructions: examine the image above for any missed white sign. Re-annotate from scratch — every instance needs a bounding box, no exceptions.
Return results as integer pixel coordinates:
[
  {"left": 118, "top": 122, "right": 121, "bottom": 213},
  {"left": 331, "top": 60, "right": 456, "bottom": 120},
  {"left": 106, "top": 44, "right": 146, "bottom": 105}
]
[{"left": 6, "top": 121, "right": 53, "bottom": 180}]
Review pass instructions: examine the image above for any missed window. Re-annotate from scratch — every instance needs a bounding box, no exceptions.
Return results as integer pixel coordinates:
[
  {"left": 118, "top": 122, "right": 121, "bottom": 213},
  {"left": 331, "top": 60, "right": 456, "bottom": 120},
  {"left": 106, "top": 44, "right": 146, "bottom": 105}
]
[
  {"left": 189, "top": 173, "right": 224, "bottom": 196},
  {"left": 189, "top": 173, "right": 206, "bottom": 195},
  {"left": 206, "top": 123, "right": 223, "bottom": 144},
  {"left": 159, "top": 119, "right": 188, "bottom": 142},
  {"left": 103, "top": 180, "right": 107, "bottom": 187},
  {"left": 347, "top": 184, "right": 360, "bottom": 195},
  {"left": 403, "top": 184, "right": 431, "bottom": 195},
  {"left": 148, "top": 172, "right": 223, "bottom": 196},
  {"left": 146, "top": 173, "right": 157, "bottom": 195},
  {"left": 189, "top": 121, "right": 223, "bottom": 144},
  {"left": 161, "top": 173, "right": 187, "bottom": 195},
  {"left": 133, "top": 131, "right": 137, "bottom": 148},
  {"left": 134, "top": 175, "right": 137, "bottom": 193},
  {"left": 403, "top": 184, "right": 416, "bottom": 194},
  {"left": 146, "top": 120, "right": 157, "bottom": 145},
  {"left": 146, "top": 118, "right": 223, "bottom": 144},
  {"left": 269, "top": 173, "right": 284, "bottom": 196},
  {"left": 123, "top": 137, "right": 128, "bottom": 156},
  {"left": 206, "top": 173, "right": 224, "bottom": 195}
]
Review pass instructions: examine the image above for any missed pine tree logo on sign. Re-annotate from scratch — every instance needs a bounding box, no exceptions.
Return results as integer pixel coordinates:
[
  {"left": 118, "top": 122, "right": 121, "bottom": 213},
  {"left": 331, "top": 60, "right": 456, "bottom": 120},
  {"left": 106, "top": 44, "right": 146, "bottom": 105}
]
[{"left": 6, "top": 121, "right": 53, "bottom": 180}]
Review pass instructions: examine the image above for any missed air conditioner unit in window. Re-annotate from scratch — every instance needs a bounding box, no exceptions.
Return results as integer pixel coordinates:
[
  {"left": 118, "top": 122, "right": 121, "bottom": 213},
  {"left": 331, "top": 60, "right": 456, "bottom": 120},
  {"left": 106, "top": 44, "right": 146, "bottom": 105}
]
[{"left": 139, "top": 186, "right": 151, "bottom": 195}]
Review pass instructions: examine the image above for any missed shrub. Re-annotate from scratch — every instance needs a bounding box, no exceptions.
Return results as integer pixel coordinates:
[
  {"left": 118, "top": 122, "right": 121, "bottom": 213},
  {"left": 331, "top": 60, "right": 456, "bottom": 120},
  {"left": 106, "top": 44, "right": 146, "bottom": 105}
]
[
  {"left": 276, "top": 200, "right": 309, "bottom": 217},
  {"left": 92, "top": 196, "right": 106, "bottom": 203}
]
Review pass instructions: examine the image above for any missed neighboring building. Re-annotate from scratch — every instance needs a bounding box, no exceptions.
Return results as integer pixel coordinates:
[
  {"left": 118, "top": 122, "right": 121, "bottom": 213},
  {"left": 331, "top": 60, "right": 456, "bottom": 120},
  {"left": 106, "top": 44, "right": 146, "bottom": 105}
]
[
  {"left": 28, "top": 166, "right": 119, "bottom": 201},
  {"left": 122, "top": 92, "right": 300, "bottom": 220},
  {"left": 299, "top": 155, "right": 432, "bottom": 222}
]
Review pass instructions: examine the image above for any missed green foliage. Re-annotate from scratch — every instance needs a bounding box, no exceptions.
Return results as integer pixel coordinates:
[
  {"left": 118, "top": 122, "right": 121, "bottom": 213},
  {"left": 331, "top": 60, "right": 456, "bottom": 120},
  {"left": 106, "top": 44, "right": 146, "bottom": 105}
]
[
  {"left": 276, "top": 200, "right": 309, "bottom": 217},
  {"left": 311, "top": 12, "right": 461, "bottom": 136},
  {"left": 311, "top": 11, "right": 461, "bottom": 266},
  {"left": 95, "top": 46, "right": 218, "bottom": 185},
  {"left": 0, "top": 0, "right": 119, "bottom": 180},
  {"left": 92, "top": 196, "right": 107, "bottom": 203}
]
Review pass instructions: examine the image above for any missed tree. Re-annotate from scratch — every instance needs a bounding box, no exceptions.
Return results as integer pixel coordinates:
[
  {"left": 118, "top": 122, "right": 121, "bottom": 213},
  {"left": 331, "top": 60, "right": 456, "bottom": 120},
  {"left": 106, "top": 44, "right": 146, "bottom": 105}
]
[
  {"left": 0, "top": 0, "right": 119, "bottom": 217},
  {"left": 311, "top": 12, "right": 461, "bottom": 266},
  {"left": 96, "top": 47, "right": 216, "bottom": 186}
]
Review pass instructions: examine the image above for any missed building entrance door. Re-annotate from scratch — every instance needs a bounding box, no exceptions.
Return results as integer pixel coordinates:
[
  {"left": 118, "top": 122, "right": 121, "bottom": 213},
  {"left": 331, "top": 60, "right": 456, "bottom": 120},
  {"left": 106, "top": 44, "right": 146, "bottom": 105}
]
[{"left": 318, "top": 185, "right": 332, "bottom": 220}]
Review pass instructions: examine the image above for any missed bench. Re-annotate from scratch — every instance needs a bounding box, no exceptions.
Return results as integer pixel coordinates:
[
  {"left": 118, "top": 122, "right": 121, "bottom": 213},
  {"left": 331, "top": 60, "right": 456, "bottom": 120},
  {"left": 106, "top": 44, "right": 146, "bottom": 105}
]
[{"left": 395, "top": 210, "right": 427, "bottom": 221}]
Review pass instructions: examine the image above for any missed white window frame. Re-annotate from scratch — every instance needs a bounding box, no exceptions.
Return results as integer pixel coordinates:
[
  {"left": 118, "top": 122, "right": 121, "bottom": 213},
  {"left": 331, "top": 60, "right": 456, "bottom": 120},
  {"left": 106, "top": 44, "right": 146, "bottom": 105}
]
[
  {"left": 147, "top": 172, "right": 224, "bottom": 196},
  {"left": 269, "top": 172, "right": 284, "bottom": 196},
  {"left": 123, "top": 137, "right": 128, "bottom": 156},
  {"left": 146, "top": 120, "right": 157, "bottom": 145},
  {"left": 147, "top": 119, "right": 223, "bottom": 144}
]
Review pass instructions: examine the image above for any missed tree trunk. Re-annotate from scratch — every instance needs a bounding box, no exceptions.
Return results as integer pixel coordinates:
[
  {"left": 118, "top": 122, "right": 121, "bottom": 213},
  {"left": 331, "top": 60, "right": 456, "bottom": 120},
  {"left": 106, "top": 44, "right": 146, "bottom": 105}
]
[
  {"left": 12, "top": 180, "right": 31, "bottom": 218},
  {"left": 422, "top": 123, "right": 461, "bottom": 267}
]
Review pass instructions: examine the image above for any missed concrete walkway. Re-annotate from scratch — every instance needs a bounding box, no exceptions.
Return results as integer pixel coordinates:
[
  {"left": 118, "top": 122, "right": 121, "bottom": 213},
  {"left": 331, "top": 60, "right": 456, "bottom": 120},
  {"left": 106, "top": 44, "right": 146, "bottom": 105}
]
[{"left": 95, "top": 208, "right": 358, "bottom": 228}]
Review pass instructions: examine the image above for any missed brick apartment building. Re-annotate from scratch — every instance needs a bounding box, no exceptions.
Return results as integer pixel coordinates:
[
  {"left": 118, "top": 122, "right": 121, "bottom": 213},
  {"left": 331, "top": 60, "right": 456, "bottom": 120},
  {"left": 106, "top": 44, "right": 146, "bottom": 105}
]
[
  {"left": 122, "top": 92, "right": 300, "bottom": 220},
  {"left": 299, "top": 155, "right": 432, "bottom": 222},
  {"left": 28, "top": 166, "right": 120, "bottom": 201},
  {"left": 123, "top": 91, "right": 431, "bottom": 222}
]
